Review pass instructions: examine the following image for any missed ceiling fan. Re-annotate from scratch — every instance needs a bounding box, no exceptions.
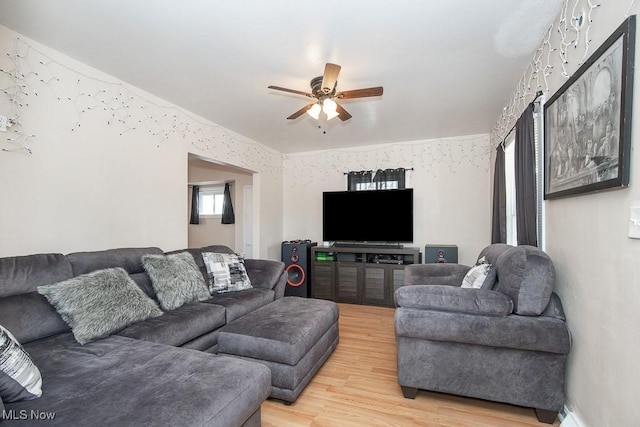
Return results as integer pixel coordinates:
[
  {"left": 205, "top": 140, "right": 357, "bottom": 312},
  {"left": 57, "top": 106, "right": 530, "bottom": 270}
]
[{"left": 268, "top": 63, "right": 383, "bottom": 121}]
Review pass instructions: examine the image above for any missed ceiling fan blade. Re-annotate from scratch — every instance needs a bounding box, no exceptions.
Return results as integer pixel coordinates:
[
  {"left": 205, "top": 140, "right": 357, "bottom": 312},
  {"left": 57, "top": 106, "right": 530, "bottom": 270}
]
[
  {"left": 321, "top": 63, "right": 341, "bottom": 92},
  {"left": 268, "top": 85, "right": 314, "bottom": 98},
  {"left": 286, "top": 103, "right": 315, "bottom": 120},
  {"left": 336, "top": 86, "right": 384, "bottom": 99},
  {"left": 336, "top": 102, "right": 352, "bottom": 121}
]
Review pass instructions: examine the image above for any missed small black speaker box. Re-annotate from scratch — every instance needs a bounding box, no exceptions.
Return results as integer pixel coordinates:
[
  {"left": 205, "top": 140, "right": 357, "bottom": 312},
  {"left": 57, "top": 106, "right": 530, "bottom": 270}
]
[
  {"left": 282, "top": 241, "right": 317, "bottom": 297},
  {"left": 424, "top": 244, "right": 458, "bottom": 264}
]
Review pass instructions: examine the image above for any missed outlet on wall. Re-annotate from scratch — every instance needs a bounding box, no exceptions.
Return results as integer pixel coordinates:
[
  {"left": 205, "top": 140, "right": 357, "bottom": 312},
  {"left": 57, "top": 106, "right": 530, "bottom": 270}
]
[{"left": 0, "top": 115, "right": 8, "bottom": 132}]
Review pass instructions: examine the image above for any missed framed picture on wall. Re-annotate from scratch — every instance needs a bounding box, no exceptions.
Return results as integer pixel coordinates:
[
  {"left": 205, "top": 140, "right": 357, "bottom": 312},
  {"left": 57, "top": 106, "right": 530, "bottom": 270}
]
[{"left": 544, "top": 15, "right": 636, "bottom": 199}]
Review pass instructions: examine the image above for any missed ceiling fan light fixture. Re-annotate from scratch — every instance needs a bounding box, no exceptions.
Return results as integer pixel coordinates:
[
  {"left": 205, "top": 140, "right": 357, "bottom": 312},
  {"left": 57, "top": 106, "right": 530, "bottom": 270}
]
[
  {"left": 269, "top": 62, "right": 383, "bottom": 122},
  {"left": 323, "top": 99, "right": 339, "bottom": 120},
  {"left": 307, "top": 103, "right": 321, "bottom": 119}
]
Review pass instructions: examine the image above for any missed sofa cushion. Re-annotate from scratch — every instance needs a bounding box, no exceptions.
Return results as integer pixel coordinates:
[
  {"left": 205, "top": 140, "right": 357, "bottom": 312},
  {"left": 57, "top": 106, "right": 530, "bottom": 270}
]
[
  {"left": 117, "top": 303, "right": 226, "bottom": 347},
  {"left": 492, "top": 245, "right": 555, "bottom": 316},
  {"left": 38, "top": 268, "right": 163, "bottom": 345},
  {"left": 205, "top": 288, "right": 275, "bottom": 322},
  {"left": 66, "top": 247, "right": 164, "bottom": 276},
  {"left": 0, "top": 325, "right": 42, "bottom": 403},
  {"left": 394, "top": 307, "right": 570, "bottom": 354},
  {"left": 0, "top": 293, "right": 70, "bottom": 344},
  {"left": 0, "top": 253, "right": 73, "bottom": 298},
  {"left": 244, "top": 259, "right": 285, "bottom": 290},
  {"left": 395, "top": 285, "right": 513, "bottom": 317},
  {"left": 5, "top": 334, "right": 271, "bottom": 427},
  {"left": 142, "top": 252, "right": 211, "bottom": 311},
  {"left": 202, "top": 252, "right": 253, "bottom": 294},
  {"left": 403, "top": 263, "right": 471, "bottom": 287}
]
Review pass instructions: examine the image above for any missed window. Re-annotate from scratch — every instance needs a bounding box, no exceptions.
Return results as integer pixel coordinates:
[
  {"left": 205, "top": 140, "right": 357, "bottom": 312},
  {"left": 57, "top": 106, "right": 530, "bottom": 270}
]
[
  {"left": 347, "top": 168, "right": 407, "bottom": 191},
  {"left": 504, "top": 135, "right": 517, "bottom": 246},
  {"left": 503, "top": 104, "right": 545, "bottom": 247},
  {"left": 198, "top": 186, "right": 225, "bottom": 216},
  {"left": 354, "top": 181, "right": 399, "bottom": 191}
]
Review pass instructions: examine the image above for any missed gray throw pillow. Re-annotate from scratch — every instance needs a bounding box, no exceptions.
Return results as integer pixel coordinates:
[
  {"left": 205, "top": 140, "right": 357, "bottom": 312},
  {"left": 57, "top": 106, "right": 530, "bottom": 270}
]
[
  {"left": 142, "top": 252, "right": 211, "bottom": 311},
  {"left": 202, "top": 252, "right": 253, "bottom": 294},
  {"left": 0, "top": 325, "right": 42, "bottom": 402},
  {"left": 38, "top": 268, "right": 163, "bottom": 345}
]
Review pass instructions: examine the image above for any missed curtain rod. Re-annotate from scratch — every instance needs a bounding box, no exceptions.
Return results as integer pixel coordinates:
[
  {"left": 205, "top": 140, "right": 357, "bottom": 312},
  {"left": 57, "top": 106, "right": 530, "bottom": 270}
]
[
  {"left": 343, "top": 168, "right": 414, "bottom": 175},
  {"left": 501, "top": 90, "right": 544, "bottom": 147}
]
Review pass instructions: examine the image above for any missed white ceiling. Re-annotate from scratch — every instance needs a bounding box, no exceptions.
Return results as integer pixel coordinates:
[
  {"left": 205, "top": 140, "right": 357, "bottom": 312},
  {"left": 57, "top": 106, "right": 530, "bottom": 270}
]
[{"left": 0, "top": 0, "right": 562, "bottom": 154}]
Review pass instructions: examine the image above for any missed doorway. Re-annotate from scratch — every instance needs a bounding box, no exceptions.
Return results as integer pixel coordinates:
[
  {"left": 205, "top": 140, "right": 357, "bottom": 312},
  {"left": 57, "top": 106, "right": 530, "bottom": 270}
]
[{"left": 187, "top": 154, "right": 254, "bottom": 252}]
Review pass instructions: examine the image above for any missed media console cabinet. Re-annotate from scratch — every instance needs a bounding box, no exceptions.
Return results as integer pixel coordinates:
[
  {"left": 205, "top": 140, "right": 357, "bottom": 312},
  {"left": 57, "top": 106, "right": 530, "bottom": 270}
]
[{"left": 310, "top": 246, "right": 422, "bottom": 307}]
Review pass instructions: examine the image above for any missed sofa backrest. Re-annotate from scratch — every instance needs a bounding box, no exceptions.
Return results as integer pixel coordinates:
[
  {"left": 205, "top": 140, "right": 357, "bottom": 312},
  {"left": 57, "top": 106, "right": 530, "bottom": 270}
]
[
  {"left": 479, "top": 244, "right": 555, "bottom": 316},
  {"left": 0, "top": 253, "right": 73, "bottom": 343},
  {"left": 66, "top": 247, "right": 164, "bottom": 299}
]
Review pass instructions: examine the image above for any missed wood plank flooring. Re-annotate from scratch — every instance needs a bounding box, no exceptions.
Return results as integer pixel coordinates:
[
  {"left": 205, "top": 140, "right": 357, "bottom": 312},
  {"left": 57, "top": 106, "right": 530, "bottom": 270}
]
[{"left": 261, "top": 303, "right": 560, "bottom": 427}]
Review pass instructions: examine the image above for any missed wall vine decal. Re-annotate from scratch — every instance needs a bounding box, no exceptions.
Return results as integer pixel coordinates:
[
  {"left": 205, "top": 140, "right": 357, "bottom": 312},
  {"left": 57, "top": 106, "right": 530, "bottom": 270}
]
[
  {"left": 491, "top": 0, "right": 609, "bottom": 147},
  {"left": 0, "top": 37, "right": 281, "bottom": 175}
]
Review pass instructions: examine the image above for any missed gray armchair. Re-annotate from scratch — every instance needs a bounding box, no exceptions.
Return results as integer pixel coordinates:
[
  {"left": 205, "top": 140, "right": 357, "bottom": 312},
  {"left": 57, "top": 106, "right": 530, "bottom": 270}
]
[{"left": 394, "top": 244, "right": 570, "bottom": 424}]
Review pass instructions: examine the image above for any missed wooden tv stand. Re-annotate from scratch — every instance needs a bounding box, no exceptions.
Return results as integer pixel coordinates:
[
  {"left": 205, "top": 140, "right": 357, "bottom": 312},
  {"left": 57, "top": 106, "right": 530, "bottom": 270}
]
[{"left": 310, "top": 245, "right": 421, "bottom": 307}]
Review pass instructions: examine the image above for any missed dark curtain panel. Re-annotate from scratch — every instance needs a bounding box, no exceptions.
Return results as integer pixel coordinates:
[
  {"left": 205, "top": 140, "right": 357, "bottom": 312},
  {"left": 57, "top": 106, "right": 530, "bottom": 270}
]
[
  {"left": 515, "top": 103, "right": 538, "bottom": 246},
  {"left": 491, "top": 147, "right": 506, "bottom": 243},
  {"left": 373, "top": 168, "right": 406, "bottom": 189},
  {"left": 221, "top": 183, "right": 235, "bottom": 224},
  {"left": 189, "top": 185, "right": 200, "bottom": 225},
  {"left": 347, "top": 171, "right": 373, "bottom": 191}
]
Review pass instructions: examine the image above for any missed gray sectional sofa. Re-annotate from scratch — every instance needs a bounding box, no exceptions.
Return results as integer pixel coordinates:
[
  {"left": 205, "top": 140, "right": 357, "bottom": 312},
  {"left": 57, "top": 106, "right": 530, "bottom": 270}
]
[{"left": 0, "top": 244, "right": 287, "bottom": 426}]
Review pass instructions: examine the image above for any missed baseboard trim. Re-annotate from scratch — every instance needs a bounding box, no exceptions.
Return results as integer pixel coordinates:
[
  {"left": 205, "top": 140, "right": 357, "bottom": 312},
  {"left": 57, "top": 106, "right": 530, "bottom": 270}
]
[{"left": 559, "top": 406, "right": 585, "bottom": 427}]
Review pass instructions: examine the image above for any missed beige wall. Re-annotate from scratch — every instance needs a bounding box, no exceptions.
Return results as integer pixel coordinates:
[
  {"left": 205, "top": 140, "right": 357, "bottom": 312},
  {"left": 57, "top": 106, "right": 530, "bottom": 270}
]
[
  {"left": 0, "top": 25, "right": 283, "bottom": 260},
  {"left": 494, "top": 3, "right": 640, "bottom": 425},
  {"left": 282, "top": 134, "right": 492, "bottom": 266}
]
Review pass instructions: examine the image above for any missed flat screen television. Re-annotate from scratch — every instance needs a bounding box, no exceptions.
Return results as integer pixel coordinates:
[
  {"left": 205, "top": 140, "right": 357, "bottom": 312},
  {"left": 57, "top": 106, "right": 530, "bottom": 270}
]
[{"left": 322, "top": 189, "right": 413, "bottom": 244}]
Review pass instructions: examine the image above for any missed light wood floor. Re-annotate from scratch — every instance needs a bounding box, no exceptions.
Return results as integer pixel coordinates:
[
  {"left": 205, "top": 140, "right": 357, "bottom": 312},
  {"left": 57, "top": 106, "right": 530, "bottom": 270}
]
[{"left": 262, "top": 303, "right": 560, "bottom": 427}]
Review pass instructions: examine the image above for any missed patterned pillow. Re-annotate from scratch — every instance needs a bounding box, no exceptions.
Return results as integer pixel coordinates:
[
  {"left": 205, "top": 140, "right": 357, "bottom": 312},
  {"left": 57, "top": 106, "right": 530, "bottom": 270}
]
[
  {"left": 461, "top": 263, "right": 496, "bottom": 289},
  {"left": 142, "top": 252, "right": 211, "bottom": 311},
  {"left": 202, "top": 252, "right": 252, "bottom": 294},
  {"left": 0, "top": 325, "right": 42, "bottom": 402},
  {"left": 38, "top": 268, "right": 163, "bottom": 344}
]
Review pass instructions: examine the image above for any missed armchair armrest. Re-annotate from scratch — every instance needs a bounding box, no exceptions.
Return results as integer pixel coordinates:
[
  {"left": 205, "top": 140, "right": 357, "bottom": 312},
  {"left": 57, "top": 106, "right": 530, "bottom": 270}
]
[
  {"left": 244, "top": 259, "right": 285, "bottom": 292},
  {"left": 394, "top": 285, "right": 514, "bottom": 317},
  {"left": 404, "top": 263, "right": 471, "bottom": 287}
]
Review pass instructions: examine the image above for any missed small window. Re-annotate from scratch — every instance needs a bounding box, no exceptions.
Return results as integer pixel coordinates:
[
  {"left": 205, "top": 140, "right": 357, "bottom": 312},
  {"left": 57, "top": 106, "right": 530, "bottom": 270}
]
[
  {"left": 356, "top": 180, "right": 399, "bottom": 191},
  {"left": 199, "top": 186, "right": 225, "bottom": 216},
  {"left": 355, "top": 181, "right": 398, "bottom": 191}
]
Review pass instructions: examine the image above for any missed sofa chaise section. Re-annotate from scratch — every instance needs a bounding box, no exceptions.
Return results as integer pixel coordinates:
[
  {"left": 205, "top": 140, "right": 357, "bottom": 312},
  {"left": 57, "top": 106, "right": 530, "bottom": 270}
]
[{"left": 5, "top": 333, "right": 270, "bottom": 426}]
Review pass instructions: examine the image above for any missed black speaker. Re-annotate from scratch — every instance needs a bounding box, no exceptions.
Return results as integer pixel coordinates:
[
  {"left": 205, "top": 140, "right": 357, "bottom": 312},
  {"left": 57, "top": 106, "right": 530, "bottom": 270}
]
[
  {"left": 282, "top": 241, "right": 316, "bottom": 297},
  {"left": 424, "top": 244, "right": 458, "bottom": 264}
]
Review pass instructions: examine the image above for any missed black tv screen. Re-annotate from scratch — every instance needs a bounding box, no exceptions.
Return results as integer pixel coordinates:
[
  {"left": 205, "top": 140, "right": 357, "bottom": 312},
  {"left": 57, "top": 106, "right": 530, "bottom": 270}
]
[{"left": 322, "top": 189, "right": 413, "bottom": 243}]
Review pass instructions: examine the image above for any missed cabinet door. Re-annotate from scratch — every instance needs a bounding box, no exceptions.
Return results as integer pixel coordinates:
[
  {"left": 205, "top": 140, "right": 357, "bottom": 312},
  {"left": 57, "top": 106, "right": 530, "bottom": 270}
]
[
  {"left": 363, "top": 266, "right": 386, "bottom": 306},
  {"left": 336, "top": 263, "right": 360, "bottom": 303},
  {"left": 390, "top": 267, "right": 406, "bottom": 302},
  {"left": 312, "top": 263, "right": 335, "bottom": 301}
]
